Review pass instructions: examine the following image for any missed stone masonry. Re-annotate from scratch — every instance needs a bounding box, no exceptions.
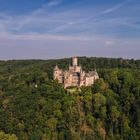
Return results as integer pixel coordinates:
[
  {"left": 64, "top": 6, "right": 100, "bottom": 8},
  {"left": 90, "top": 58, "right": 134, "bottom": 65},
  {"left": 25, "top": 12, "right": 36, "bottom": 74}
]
[{"left": 53, "top": 57, "right": 99, "bottom": 88}]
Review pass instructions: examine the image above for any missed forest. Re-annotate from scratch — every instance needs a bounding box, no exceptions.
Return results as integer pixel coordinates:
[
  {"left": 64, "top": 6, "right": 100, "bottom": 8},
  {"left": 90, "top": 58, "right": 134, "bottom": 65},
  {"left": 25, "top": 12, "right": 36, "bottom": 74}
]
[{"left": 0, "top": 57, "right": 140, "bottom": 140}]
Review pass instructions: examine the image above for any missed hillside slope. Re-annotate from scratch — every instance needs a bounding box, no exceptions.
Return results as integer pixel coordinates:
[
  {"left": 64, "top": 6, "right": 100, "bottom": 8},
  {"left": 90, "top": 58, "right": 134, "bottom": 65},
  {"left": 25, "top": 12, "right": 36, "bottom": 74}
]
[{"left": 0, "top": 57, "right": 140, "bottom": 140}]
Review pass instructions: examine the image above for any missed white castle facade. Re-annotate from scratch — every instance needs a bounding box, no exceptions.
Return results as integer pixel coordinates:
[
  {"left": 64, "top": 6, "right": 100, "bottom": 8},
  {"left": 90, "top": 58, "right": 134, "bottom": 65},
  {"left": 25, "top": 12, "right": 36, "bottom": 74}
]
[{"left": 53, "top": 57, "right": 99, "bottom": 88}]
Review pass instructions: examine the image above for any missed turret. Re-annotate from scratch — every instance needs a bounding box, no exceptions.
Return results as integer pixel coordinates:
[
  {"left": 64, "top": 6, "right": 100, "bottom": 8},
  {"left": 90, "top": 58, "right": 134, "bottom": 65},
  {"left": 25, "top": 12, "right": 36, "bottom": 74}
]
[
  {"left": 53, "top": 65, "right": 61, "bottom": 81},
  {"left": 54, "top": 65, "right": 59, "bottom": 71}
]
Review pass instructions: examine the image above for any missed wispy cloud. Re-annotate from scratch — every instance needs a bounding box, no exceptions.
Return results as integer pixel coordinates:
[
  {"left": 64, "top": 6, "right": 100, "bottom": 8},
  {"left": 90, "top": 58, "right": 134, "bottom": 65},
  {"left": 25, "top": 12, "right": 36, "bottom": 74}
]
[
  {"left": 0, "top": 0, "right": 140, "bottom": 59},
  {"left": 102, "top": 0, "right": 134, "bottom": 14},
  {"left": 48, "top": 0, "right": 63, "bottom": 6},
  {"left": 0, "top": 33, "right": 140, "bottom": 60},
  {"left": 0, "top": 0, "right": 139, "bottom": 38},
  {"left": 0, "top": 32, "right": 95, "bottom": 41},
  {"left": 48, "top": 0, "right": 137, "bottom": 33}
]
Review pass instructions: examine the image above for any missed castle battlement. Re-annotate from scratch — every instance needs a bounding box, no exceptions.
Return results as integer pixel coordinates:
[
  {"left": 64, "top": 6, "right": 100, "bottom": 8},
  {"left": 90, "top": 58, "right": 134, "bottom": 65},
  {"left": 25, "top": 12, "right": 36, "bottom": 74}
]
[{"left": 53, "top": 57, "right": 99, "bottom": 88}]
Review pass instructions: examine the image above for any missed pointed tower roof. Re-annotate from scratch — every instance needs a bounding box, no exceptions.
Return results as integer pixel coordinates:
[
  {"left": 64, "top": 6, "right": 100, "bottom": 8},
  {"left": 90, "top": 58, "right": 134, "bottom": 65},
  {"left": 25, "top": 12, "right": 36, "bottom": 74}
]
[{"left": 54, "top": 65, "right": 59, "bottom": 70}]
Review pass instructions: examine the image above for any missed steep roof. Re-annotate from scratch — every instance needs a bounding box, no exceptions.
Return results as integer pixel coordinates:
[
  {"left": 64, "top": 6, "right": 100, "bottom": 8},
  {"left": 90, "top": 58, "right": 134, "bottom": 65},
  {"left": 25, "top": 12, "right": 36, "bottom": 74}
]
[{"left": 54, "top": 65, "right": 59, "bottom": 70}]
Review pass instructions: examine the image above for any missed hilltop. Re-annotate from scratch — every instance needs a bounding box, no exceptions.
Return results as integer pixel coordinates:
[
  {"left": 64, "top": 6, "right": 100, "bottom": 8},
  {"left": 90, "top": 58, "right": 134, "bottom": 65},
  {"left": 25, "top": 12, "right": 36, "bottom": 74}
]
[{"left": 0, "top": 57, "right": 140, "bottom": 140}]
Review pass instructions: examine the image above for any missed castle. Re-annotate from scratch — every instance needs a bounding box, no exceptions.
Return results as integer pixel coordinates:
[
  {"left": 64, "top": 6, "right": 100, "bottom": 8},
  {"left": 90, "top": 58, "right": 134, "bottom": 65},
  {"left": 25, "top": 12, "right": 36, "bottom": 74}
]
[{"left": 53, "top": 57, "right": 99, "bottom": 88}]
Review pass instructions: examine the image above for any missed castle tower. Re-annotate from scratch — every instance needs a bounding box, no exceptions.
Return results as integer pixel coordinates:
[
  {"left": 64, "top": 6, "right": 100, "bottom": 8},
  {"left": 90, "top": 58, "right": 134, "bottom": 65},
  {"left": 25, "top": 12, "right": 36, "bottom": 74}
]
[
  {"left": 53, "top": 65, "right": 59, "bottom": 80},
  {"left": 72, "top": 57, "right": 78, "bottom": 66},
  {"left": 53, "top": 65, "right": 63, "bottom": 83}
]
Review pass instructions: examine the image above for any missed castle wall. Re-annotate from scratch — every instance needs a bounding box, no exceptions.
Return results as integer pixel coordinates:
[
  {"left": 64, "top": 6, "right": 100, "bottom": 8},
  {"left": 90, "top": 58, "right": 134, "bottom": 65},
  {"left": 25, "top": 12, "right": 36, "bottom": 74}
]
[
  {"left": 53, "top": 57, "right": 99, "bottom": 88},
  {"left": 85, "top": 76, "right": 94, "bottom": 86},
  {"left": 64, "top": 73, "right": 79, "bottom": 88},
  {"left": 69, "top": 66, "right": 81, "bottom": 73}
]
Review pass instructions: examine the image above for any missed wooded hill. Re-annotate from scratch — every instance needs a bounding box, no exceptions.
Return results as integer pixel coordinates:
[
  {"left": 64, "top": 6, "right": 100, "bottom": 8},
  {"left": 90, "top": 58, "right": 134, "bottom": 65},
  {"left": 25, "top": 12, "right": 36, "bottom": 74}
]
[{"left": 0, "top": 57, "right": 140, "bottom": 140}]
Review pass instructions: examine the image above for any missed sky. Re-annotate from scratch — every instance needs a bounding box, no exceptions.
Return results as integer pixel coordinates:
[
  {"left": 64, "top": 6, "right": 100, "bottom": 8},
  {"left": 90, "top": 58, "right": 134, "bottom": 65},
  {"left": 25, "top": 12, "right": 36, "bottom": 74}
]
[{"left": 0, "top": 0, "right": 140, "bottom": 60}]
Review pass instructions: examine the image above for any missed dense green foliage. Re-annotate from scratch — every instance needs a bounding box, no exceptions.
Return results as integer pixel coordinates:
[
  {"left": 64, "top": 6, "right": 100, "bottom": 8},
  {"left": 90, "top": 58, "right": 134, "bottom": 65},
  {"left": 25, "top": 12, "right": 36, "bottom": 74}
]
[
  {"left": 0, "top": 131, "right": 18, "bottom": 140},
  {"left": 0, "top": 57, "right": 140, "bottom": 140}
]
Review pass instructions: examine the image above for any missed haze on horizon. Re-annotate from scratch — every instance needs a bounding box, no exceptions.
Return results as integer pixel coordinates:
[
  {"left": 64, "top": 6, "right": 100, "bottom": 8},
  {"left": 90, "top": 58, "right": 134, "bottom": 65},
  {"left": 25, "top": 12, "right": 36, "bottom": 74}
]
[{"left": 0, "top": 0, "right": 140, "bottom": 60}]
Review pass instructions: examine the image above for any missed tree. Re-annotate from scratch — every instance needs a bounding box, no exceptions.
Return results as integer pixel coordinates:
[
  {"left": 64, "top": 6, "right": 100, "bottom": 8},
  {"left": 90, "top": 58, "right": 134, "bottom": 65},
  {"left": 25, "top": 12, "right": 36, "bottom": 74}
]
[{"left": 0, "top": 131, "right": 18, "bottom": 140}]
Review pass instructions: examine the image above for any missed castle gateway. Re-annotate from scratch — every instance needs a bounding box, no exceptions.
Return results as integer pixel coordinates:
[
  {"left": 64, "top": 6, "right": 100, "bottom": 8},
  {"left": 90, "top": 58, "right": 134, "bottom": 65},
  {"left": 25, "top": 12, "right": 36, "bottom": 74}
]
[{"left": 53, "top": 57, "right": 99, "bottom": 88}]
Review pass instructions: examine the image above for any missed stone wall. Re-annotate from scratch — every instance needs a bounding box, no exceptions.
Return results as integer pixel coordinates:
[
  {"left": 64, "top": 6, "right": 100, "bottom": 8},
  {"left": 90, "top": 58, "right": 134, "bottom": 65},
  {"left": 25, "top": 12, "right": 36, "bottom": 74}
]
[{"left": 53, "top": 57, "right": 99, "bottom": 88}]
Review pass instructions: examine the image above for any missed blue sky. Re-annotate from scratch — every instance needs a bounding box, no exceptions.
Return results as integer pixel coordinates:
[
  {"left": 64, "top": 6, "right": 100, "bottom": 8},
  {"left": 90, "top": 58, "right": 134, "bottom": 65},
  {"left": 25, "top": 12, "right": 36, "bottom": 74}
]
[{"left": 0, "top": 0, "right": 140, "bottom": 59}]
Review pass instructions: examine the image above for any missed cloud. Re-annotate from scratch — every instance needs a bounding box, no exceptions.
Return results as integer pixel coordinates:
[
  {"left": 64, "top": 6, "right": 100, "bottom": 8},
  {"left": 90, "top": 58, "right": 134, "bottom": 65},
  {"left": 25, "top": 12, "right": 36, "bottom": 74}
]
[
  {"left": 105, "top": 40, "right": 114, "bottom": 46},
  {"left": 0, "top": 34, "right": 140, "bottom": 60},
  {"left": 0, "top": 0, "right": 64, "bottom": 32},
  {"left": 48, "top": 0, "right": 62, "bottom": 6},
  {"left": 0, "top": 0, "right": 139, "bottom": 39},
  {"left": 0, "top": 31, "right": 95, "bottom": 42},
  {"left": 47, "top": 0, "right": 139, "bottom": 34},
  {"left": 102, "top": 0, "right": 131, "bottom": 14}
]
